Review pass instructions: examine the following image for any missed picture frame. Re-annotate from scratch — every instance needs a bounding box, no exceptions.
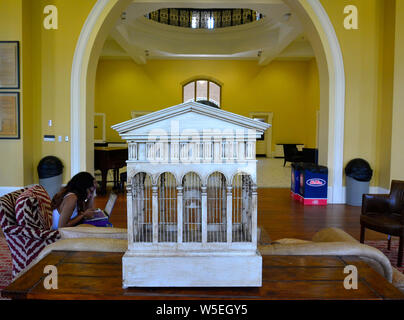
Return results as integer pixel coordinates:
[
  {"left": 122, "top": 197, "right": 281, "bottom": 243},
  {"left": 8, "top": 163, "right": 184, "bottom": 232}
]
[
  {"left": 0, "top": 41, "right": 20, "bottom": 89},
  {"left": 0, "top": 92, "right": 20, "bottom": 139}
]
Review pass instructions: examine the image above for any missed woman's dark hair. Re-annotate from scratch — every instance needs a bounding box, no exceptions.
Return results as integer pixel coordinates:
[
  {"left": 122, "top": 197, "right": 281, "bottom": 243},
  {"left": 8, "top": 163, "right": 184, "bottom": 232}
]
[{"left": 51, "top": 172, "right": 95, "bottom": 212}]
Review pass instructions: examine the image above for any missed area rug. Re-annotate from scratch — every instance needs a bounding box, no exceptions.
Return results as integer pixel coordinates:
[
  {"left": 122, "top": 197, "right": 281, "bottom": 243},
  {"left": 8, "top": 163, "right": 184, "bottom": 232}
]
[
  {"left": 365, "top": 239, "right": 404, "bottom": 273},
  {"left": 0, "top": 236, "right": 12, "bottom": 300}
]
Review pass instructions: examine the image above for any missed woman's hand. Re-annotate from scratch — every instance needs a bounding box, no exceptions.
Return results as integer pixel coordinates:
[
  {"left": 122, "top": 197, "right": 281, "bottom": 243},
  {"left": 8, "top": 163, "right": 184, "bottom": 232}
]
[{"left": 82, "top": 208, "right": 97, "bottom": 220}]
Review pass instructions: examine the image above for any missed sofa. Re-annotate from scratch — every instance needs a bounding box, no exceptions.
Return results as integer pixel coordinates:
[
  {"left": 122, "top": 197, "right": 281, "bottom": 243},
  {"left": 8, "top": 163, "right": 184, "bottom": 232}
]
[
  {"left": 0, "top": 185, "right": 126, "bottom": 279},
  {"left": 259, "top": 227, "right": 404, "bottom": 292},
  {"left": 11, "top": 224, "right": 404, "bottom": 293}
]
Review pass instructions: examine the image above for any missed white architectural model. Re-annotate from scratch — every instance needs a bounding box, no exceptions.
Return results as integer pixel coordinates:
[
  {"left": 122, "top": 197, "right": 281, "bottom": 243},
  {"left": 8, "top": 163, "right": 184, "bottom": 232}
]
[{"left": 112, "top": 101, "right": 270, "bottom": 287}]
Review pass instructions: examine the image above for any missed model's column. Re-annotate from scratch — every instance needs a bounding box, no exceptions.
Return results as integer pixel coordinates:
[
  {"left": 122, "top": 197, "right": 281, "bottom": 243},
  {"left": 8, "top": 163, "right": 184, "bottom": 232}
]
[
  {"left": 251, "top": 185, "right": 258, "bottom": 245},
  {"left": 126, "top": 184, "right": 133, "bottom": 247},
  {"left": 201, "top": 186, "right": 207, "bottom": 243},
  {"left": 214, "top": 138, "right": 221, "bottom": 162},
  {"left": 177, "top": 186, "right": 183, "bottom": 243},
  {"left": 238, "top": 139, "right": 245, "bottom": 162},
  {"left": 226, "top": 186, "right": 233, "bottom": 243},
  {"left": 152, "top": 186, "right": 158, "bottom": 243}
]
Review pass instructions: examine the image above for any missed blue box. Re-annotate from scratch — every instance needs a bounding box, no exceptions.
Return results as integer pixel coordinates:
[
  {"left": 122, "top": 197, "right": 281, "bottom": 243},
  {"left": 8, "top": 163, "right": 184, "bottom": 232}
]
[
  {"left": 291, "top": 163, "right": 302, "bottom": 201},
  {"left": 299, "top": 165, "right": 328, "bottom": 205}
]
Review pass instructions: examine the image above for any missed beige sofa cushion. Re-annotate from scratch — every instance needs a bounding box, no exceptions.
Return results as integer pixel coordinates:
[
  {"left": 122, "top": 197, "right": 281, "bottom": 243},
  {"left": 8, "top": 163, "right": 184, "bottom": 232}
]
[
  {"left": 59, "top": 226, "right": 127, "bottom": 239},
  {"left": 312, "top": 227, "right": 358, "bottom": 243},
  {"left": 272, "top": 239, "right": 312, "bottom": 245}
]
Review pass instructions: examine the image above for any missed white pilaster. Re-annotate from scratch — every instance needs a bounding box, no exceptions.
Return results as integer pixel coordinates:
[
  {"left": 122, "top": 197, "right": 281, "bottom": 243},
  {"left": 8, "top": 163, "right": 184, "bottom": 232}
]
[
  {"left": 177, "top": 186, "right": 183, "bottom": 243},
  {"left": 126, "top": 185, "right": 133, "bottom": 245},
  {"left": 201, "top": 186, "right": 207, "bottom": 243},
  {"left": 226, "top": 186, "right": 233, "bottom": 243},
  {"left": 251, "top": 185, "right": 258, "bottom": 246},
  {"left": 152, "top": 186, "right": 158, "bottom": 243}
]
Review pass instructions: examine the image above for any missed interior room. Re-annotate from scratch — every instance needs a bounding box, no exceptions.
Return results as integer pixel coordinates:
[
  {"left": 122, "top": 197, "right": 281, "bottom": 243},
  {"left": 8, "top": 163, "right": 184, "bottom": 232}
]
[{"left": 0, "top": 0, "right": 404, "bottom": 302}]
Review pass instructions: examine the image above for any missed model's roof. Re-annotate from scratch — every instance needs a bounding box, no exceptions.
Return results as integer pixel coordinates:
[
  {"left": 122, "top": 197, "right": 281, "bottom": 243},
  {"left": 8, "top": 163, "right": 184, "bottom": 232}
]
[{"left": 112, "top": 101, "right": 270, "bottom": 136}]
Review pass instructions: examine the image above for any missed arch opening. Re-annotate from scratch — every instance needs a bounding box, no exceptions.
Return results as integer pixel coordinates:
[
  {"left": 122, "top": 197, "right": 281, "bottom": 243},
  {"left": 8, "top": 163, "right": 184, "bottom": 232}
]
[{"left": 71, "top": 0, "right": 345, "bottom": 203}]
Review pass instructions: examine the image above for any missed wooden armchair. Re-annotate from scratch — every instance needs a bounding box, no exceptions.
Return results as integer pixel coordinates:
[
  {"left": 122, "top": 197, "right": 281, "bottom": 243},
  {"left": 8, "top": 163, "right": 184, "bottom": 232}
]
[{"left": 360, "top": 180, "right": 404, "bottom": 266}]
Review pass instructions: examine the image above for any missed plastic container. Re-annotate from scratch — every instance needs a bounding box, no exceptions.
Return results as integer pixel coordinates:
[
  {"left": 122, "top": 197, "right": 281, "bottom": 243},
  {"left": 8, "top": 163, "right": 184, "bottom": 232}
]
[
  {"left": 37, "top": 156, "right": 64, "bottom": 199},
  {"left": 345, "top": 159, "right": 373, "bottom": 206}
]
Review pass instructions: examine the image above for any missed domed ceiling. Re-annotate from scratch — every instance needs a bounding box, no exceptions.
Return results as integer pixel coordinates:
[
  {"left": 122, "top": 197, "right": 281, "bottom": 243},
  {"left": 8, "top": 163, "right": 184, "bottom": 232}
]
[{"left": 101, "top": 2, "right": 314, "bottom": 65}]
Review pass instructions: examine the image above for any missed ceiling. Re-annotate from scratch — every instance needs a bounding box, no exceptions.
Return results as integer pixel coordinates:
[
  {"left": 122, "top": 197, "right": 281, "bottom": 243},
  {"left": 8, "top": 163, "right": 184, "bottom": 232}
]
[{"left": 100, "top": 2, "right": 314, "bottom": 65}]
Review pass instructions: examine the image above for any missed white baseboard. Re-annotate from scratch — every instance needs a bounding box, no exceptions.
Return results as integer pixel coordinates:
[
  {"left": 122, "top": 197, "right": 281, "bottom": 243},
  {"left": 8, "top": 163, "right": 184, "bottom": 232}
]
[{"left": 329, "top": 186, "right": 389, "bottom": 204}]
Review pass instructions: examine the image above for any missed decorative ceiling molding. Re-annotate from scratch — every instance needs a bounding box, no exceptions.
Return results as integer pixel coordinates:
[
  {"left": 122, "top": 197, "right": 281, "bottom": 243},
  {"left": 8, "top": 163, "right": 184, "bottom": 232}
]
[{"left": 101, "top": 2, "right": 315, "bottom": 63}]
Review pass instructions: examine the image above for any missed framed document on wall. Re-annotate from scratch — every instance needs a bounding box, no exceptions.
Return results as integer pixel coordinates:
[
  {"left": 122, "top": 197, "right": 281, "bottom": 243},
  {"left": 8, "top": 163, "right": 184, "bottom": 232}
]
[
  {"left": 0, "top": 41, "right": 20, "bottom": 89},
  {"left": 0, "top": 92, "right": 20, "bottom": 139}
]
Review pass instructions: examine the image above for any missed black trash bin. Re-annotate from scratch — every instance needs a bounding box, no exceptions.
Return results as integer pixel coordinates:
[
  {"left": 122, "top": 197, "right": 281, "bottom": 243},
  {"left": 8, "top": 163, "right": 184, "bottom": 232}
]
[
  {"left": 37, "top": 156, "right": 64, "bottom": 199},
  {"left": 345, "top": 158, "right": 373, "bottom": 206}
]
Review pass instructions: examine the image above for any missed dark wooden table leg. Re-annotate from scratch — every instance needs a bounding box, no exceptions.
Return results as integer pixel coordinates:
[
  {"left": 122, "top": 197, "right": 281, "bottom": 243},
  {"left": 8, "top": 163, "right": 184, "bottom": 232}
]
[
  {"left": 100, "top": 169, "right": 108, "bottom": 195},
  {"left": 360, "top": 225, "right": 365, "bottom": 243}
]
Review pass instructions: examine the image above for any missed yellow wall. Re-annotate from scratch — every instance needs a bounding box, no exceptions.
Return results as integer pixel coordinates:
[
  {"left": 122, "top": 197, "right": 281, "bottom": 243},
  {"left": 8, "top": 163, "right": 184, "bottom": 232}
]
[
  {"left": 305, "top": 58, "right": 320, "bottom": 149},
  {"left": 95, "top": 58, "right": 320, "bottom": 152},
  {"left": 320, "top": 0, "right": 394, "bottom": 187},
  {"left": 391, "top": 0, "right": 404, "bottom": 181},
  {"left": 377, "top": 0, "right": 395, "bottom": 188},
  {"left": 0, "top": 0, "right": 24, "bottom": 187},
  {"left": 0, "top": 0, "right": 400, "bottom": 191}
]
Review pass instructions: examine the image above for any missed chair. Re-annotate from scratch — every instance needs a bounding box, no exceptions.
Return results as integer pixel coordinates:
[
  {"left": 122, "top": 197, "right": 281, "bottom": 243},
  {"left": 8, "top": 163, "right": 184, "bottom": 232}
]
[
  {"left": 120, "top": 171, "right": 127, "bottom": 193},
  {"left": 0, "top": 185, "right": 60, "bottom": 278},
  {"left": 360, "top": 180, "right": 404, "bottom": 267},
  {"left": 283, "top": 144, "right": 304, "bottom": 166},
  {"left": 302, "top": 148, "right": 318, "bottom": 164}
]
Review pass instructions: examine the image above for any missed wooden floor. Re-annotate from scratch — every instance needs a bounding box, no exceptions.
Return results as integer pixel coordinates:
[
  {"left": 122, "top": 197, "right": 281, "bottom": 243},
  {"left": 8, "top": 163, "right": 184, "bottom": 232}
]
[{"left": 96, "top": 187, "right": 387, "bottom": 242}]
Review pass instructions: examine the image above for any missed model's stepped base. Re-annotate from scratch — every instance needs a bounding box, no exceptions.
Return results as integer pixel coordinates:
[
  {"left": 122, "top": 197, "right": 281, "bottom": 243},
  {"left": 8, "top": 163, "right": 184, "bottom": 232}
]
[{"left": 122, "top": 252, "right": 262, "bottom": 287}]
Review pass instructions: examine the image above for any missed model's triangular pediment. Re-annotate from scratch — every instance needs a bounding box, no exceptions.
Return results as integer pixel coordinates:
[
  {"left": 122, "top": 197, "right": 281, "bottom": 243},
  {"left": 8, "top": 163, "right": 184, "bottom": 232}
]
[{"left": 112, "top": 101, "right": 270, "bottom": 138}]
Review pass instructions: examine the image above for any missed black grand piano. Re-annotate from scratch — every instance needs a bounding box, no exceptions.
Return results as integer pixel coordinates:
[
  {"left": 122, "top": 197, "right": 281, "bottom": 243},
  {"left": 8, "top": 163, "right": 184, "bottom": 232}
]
[{"left": 94, "top": 146, "right": 127, "bottom": 195}]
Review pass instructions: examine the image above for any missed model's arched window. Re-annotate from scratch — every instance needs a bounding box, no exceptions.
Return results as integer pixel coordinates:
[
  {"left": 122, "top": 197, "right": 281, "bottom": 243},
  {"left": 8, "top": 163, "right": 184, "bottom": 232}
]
[{"left": 183, "top": 79, "right": 221, "bottom": 107}]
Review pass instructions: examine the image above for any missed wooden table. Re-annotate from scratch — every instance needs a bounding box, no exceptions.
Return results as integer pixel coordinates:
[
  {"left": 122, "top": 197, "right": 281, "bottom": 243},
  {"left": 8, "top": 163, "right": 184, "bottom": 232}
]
[{"left": 3, "top": 251, "right": 404, "bottom": 300}]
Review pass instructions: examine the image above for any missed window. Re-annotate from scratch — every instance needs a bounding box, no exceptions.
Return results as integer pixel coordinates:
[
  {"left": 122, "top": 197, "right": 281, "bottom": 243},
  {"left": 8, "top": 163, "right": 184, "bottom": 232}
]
[{"left": 183, "top": 79, "right": 221, "bottom": 107}]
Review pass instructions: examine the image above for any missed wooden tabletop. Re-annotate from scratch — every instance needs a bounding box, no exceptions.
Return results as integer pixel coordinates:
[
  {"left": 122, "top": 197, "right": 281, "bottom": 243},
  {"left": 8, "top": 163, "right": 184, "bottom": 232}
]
[{"left": 3, "top": 251, "right": 404, "bottom": 300}]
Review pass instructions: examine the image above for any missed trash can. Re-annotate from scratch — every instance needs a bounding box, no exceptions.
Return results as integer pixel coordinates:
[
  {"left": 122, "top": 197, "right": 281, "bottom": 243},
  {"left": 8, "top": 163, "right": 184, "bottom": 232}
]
[
  {"left": 37, "top": 156, "right": 64, "bottom": 199},
  {"left": 299, "top": 163, "right": 328, "bottom": 205},
  {"left": 345, "top": 158, "right": 373, "bottom": 206}
]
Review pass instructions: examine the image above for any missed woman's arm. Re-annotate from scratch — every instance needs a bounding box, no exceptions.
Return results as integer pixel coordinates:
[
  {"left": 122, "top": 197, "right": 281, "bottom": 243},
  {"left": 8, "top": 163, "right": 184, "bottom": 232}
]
[{"left": 57, "top": 194, "right": 84, "bottom": 228}]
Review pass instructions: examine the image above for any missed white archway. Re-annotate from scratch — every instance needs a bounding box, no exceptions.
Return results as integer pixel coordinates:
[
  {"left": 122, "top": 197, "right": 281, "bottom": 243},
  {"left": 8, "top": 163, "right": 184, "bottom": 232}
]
[{"left": 71, "top": 0, "right": 345, "bottom": 203}]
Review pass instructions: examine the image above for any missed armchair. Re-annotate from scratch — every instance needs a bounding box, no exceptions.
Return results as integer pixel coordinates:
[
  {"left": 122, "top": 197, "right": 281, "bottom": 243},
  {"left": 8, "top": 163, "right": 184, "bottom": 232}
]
[
  {"left": 0, "top": 186, "right": 60, "bottom": 278},
  {"left": 0, "top": 185, "right": 127, "bottom": 279},
  {"left": 283, "top": 144, "right": 304, "bottom": 167},
  {"left": 360, "top": 180, "right": 404, "bottom": 267}
]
